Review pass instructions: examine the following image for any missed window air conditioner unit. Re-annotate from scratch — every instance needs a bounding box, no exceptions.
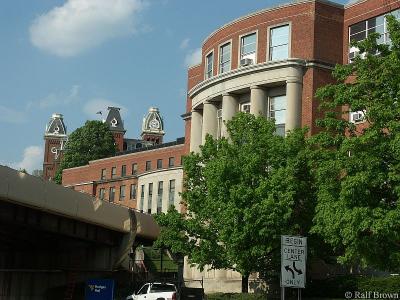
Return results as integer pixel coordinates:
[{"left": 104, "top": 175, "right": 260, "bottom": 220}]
[
  {"left": 350, "top": 111, "right": 364, "bottom": 123},
  {"left": 240, "top": 58, "right": 253, "bottom": 66}
]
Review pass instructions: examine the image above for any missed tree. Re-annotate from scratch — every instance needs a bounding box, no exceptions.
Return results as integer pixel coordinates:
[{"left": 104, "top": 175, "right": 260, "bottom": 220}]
[
  {"left": 54, "top": 120, "right": 117, "bottom": 184},
  {"left": 311, "top": 15, "right": 400, "bottom": 271},
  {"left": 155, "top": 113, "right": 316, "bottom": 291}
]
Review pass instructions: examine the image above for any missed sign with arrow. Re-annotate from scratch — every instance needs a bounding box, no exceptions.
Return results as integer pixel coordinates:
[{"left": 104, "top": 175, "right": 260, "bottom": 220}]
[{"left": 281, "top": 235, "right": 307, "bottom": 288}]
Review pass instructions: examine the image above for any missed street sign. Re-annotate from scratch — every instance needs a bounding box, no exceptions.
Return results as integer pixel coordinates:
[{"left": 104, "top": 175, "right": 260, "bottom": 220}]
[
  {"left": 85, "top": 279, "right": 114, "bottom": 300},
  {"left": 281, "top": 235, "right": 307, "bottom": 288}
]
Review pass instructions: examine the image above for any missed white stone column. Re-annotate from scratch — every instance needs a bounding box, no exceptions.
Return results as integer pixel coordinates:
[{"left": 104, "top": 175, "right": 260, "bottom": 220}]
[
  {"left": 202, "top": 101, "right": 218, "bottom": 144},
  {"left": 190, "top": 110, "right": 203, "bottom": 153},
  {"left": 250, "top": 85, "right": 267, "bottom": 116},
  {"left": 285, "top": 78, "right": 302, "bottom": 132},
  {"left": 221, "top": 93, "right": 238, "bottom": 137}
]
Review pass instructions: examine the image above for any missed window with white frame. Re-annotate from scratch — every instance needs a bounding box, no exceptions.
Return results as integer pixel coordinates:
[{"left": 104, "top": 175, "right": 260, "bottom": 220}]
[
  {"left": 240, "top": 33, "right": 256, "bottom": 64},
  {"left": 99, "top": 188, "right": 105, "bottom": 200},
  {"left": 349, "top": 9, "right": 400, "bottom": 62},
  {"left": 119, "top": 185, "right": 125, "bottom": 200},
  {"left": 269, "top": 95, "right": 287, "bottom": 136},
  {"left": 219, "top": 43, "right": 231, "bottom": 73},
  {"left": 130, "top": 184, "right": 137, "bottom": 199},
  {"left": 269, "top": 25, "right": 289, "bottom": 61},
  {"left": 240, "top": 102, "right": 251, "bottom": 113},
  {"left": 206, "top": 52, "right": 214, "bottom": 79},
  {"left": 109, "top": 187, "right": 115, "bottom": 202}
]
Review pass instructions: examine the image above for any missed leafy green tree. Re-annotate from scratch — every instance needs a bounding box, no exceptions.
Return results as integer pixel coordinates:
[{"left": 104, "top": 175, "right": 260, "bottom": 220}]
[
  {"left": 311, "top": 15, "right": 400, "bottom": 271},
  {"left": 54, "top": 120, "right": 117, "bottom": 184},
  {"left": 156, "top": 113, "right": 316, "bottom": 291}
]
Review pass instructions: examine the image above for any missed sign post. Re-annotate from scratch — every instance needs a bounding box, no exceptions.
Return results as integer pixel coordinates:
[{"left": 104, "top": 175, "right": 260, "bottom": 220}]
[{"left": 281, "top": 235, "right": 307, "bottom": 299}]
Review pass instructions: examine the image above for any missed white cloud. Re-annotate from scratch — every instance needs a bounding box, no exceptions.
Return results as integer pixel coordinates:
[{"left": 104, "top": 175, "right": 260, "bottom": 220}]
[
  {"left": 83, "top": 98, "right": 128, "bottom": 118},
  {"left": 179, "top": 38, "right": 190, "bottom": 50},
  {"left": 29, "top": 0, "right": 144, "bottom": 57},
  {"left": 0, "top": 105, "right": 27, "bottom": 124},
  {"left": 30, "top": 85, "right": 81, "bottom": 109},
  {"left": 10, "top": 146, "right": 44, "bottom": 173},
  {"left": 184, "top": 48, "right": 202, "bottom": 68}
]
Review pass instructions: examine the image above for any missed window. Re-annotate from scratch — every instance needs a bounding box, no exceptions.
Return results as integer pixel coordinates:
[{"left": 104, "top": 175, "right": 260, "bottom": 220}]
[
  {"left": 145, "top": 161, "right": 151, "bottom": 171},
  {"left": 130, "top": 184, "right": 137, "bottom": 199},
  {"left": 349, "top": 9, "right": 400, "bottom": 62},
  {"left": 109, "top": 187, "right": 115, "bottom": 202},
  {"left": 269, "top": 95, "right": 287, "bottom": 136},
  {"left": 168, "top": 157, "right": 175, "bottom": 167},
  {"left": 100, "top": 169, "right": 106, "bottom": 180},
  {"left": 219, "top": 43, "right": 231, "bottom": 73},
  {"left": 206, "top": 52, "right": 214, "bottom": 79},
  {"left": 217, "top": 109, "right": 223, "bottom": 139},
  {"left": 111, "top": 167, "right": 116, "bottom": 179},
  {"left": 157, "top": 181, "right": 163, "bottom": 214},
  {"left": 168, "top": 179, "right": 175, "bottom": 208},
  {"left": 240, "top": 102, "right": 251, "bottom": 113},
  {"left": 157, "top": 159, "right": 163, "bottom": 169},
  {"left": 121, "top": 165, "right": 126, "bottom": 177},
  {"left": 140, "top": 184, "right": 145, "bottom": 211},
  {"left": 119, "top": 185, "right": 125, "bottom": 200},
  {"left": 269, "top": 25, "right": 289, "bottom": 61},
  {"left": 132, "top": 163, "right": 137, "bottom": 175},
  {"left": 240, "top": 33, "right": 256, "bottom": 64},
  {"left": 148, "top": 183, "right": 153, "bottom": 214},
  {"left": 99, "top": 188, "right": 105, "bottom": 200}
]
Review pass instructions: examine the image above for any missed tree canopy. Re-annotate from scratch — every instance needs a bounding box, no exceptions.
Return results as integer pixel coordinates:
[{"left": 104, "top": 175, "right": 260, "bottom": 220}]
[
  {"left": 311, "top": 15, "right": 400, "bottom": 271},
  {"left": 54, "top": 120, "right": 117, "bottom": 184},
  {"left": 155, "top": 113, "right": 316, "bottom": 289}
]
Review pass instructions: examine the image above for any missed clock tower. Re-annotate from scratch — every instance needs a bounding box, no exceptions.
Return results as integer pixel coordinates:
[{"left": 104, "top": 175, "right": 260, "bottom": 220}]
[
  {"left": 43, "top": 113, "right": 68, "bottom": 181},
  {"left": 105, "top": 107, "right": 126, "bottom": 152},
  {"left": 141, "top": 107, "right": 165, "bottom": 145}
]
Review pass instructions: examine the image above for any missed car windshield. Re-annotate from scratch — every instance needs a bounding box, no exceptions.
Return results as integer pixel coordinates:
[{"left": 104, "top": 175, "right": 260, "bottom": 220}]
[{"left": 150, "top": 284, "right": 176, "bottom": 293}]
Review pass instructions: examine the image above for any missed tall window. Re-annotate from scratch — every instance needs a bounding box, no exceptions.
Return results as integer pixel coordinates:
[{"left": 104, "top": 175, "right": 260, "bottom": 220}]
[
  {"left": 269, "top": 95, "right": 287, "bottom": 136},
  {"left": 99, "top": 188, "right": 105, "bottom": 200},
  {"left": 219, "top": 43, "right": 231, "bottom": 73},
  {"left": 168, "top": 179, "right": 176, "bottom": 208},
  {"left": 217, "top": 109, "right": 223, "bottom": 139},
  {"left": 119, "top": 185, "right": 125, "bottom": 201},
  {"left": 132, "top": 163, "right": 138, "bottom": 175},
  {"left": 157, "top": 159, "right": 163, "bottom": 169},
  {"left": 168, "top": 157, "right": 175, "bottom": 167},
  {"left": 206, "top": 52, "right": 213, "bottom": 79},
  {"left": 121, "top": 165, "right": 126, "bottom": 177},
  {"left": 240, "top": 33, "right": 256, "bottom": 64},
  {"left": 111, "top": 167, "right": 116, "bottom": 179},
  {"left": 145, "top": 161, "right": 151, "bottom": 171},
  {"left": 130, "top": 184, "right": 137, "bottom": 200},
  {"left": 157, "top": 181, "right": 163, "bottom": 214},
  {"left": 109, "top": 187, "right": 115, "bottom": 202},
  {"left": 349, "top": 9, "right": 400, "bottom": 62},
  {"left": 140, "top": 185, "right": 145, "bottom": 211},
  {"left": 148, "top": 183, "right": 153, "bottom": 214},
  {"left": 100, "top": 169, "right": 106, "bottom": 180},
  {"left": 269, "top": 25, "right": 289, "bottom": 61}
]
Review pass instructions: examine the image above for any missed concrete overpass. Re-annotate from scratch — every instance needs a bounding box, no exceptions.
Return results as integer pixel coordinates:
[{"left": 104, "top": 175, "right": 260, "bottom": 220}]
[{"left": 0, "top": 165, "right": 160, "bottom": 299}]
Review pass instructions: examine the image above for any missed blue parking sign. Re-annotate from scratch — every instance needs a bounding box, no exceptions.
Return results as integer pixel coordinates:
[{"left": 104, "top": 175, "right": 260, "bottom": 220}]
[{"left": 85, "top": 279, "right": 114, "bottom": 300}]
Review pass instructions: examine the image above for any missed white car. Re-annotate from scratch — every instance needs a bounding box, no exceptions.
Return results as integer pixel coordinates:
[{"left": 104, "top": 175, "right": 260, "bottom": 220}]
[{"left": 126, "top": 282, "right": 178, "bottom": 300}]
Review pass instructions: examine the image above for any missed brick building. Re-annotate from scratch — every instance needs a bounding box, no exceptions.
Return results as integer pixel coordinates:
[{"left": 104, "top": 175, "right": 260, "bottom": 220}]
[
  {"left": 60, "top": 107, "right": 185, "bottom": 213},
  {"left": 182, "top": 0, "right": 400, "bottom": 292}
]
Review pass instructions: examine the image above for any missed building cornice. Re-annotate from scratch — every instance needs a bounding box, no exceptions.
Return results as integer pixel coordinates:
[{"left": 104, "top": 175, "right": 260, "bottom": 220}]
[{"left": 202, "top": 0, "right": 344, "bottom": 48}]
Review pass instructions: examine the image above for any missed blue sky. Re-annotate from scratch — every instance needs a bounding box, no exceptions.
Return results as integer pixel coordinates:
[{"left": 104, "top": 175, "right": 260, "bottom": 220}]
[{"left": 0, "top": 0, "right": 347, "bottom": 172}]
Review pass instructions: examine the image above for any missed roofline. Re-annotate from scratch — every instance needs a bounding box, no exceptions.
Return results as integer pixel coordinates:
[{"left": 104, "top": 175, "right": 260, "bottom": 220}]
[{"left": 201, "top": 0, "right": 344, "bottom": 48}]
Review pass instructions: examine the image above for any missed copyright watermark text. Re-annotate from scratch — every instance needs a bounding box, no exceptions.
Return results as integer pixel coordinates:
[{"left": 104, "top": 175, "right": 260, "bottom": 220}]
[{"left": 345, "top": 291, "right": 399, "bottom": 299}]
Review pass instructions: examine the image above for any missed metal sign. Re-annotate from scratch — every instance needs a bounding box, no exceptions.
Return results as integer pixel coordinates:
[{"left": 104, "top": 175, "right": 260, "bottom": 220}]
[
  {"left": 281, "top": 235, "right": 307, "bottom": 288},
  {"left": 85, "top": 279, "right": 114, "bottom": 300}
]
